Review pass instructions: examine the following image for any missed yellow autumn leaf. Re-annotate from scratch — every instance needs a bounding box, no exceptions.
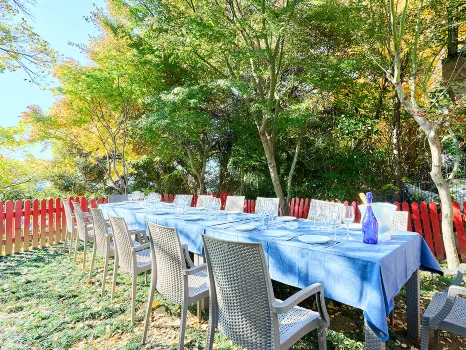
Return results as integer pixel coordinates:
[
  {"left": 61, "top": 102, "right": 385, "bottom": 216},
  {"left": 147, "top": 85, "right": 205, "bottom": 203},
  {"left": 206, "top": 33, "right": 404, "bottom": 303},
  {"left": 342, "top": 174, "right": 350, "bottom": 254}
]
[{"left": 151, "top": 301, "right": 161, "bottom": 309}]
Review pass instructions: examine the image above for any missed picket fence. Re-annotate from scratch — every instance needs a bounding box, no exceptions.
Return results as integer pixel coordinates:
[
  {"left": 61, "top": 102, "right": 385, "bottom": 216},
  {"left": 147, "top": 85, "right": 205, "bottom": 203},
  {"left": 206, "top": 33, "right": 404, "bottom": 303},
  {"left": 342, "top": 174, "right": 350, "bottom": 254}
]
[{"left": 1, "top": 194, "right": 465, "bottom": 261}]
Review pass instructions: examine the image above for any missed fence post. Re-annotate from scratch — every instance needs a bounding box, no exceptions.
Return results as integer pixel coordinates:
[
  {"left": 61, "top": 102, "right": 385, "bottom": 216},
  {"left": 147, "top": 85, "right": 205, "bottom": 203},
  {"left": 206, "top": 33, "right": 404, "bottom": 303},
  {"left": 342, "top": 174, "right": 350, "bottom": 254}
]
[
  {"left": 401, "top": 202, "right": 412, "bottom": 231},
  {"left": 429, "top": 201, "right": 444, "bottom": 259},
  {"left": 40, "top": 199, "right": 47, "bottom": 247},
  {"left": 55, "top": 198, "right": 62, "bottom": 243},
  {"left": 4, "top": 201, "right": 13, "bottom": 255},
  {"left": 32, "top": 199, "right": 39, "bottom": 249},
  {"left": 0, "top": 201, "right": 4, "bottom": 255},
  {"left": 14, "top": 200, "right": 22, "bottom": 253},
  {"left": 453, "top": 201, "right": 466, "bottom": 261},
  {"left": 418, "top": 202, "right": 434, "bottom": 254}
]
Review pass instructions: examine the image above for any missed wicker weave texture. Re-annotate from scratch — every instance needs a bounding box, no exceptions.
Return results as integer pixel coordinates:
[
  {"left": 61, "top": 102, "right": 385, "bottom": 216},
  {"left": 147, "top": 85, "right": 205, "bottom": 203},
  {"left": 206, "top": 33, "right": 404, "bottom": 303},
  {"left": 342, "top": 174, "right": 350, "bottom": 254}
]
[
  {"left": 73, "top": 203, "right": 92, "bottom": 241},
  {"left": 255, "top": 197, "right": 280, "bottom": 214},
  {"left": 203, "top": 235, "right": 279, "bottom": 349},
  {"left": 90, "top": 208, "right": 112, "bottom": 255},
  {"left": 392, "top": 211, "right": 409, "bottom": 231},
  {"left": 307, "top": 199, "right": 344, "bottom": 220},
  {"left": 108, "top": 216, "right": 136, "bottom": 273},
  {"left": 146, "top": 222, "right": 186, "bottom": 305},
  {"left": 224, "top": 196, "right": 245, "bottom": 212},
  {"left": 63, "top": 200, "right": 75, "bottom": 234}
]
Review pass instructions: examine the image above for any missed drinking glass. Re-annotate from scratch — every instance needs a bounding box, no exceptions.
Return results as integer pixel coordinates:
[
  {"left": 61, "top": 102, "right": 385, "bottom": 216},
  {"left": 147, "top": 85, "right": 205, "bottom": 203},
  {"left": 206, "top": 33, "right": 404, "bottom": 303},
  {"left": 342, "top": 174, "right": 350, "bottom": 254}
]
[
  {"left": 328, "top": 209, "right": 341, "bottom": 240},
  {"left": 309, "top": 206, "right": 318, "bottom": 230},
  {"left": 343, "top": 206, "right": 355, "bottom": 240},
  {"left": 258, "top": 204, "right": 269, "bottom": 230}
]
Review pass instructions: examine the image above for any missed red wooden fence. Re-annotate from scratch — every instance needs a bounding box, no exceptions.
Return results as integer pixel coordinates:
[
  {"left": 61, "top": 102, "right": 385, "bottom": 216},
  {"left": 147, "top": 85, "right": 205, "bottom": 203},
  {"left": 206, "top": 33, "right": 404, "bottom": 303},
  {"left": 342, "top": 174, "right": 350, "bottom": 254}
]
[{"left": 1, "top": 194, "right": 465, "bottom": 261}]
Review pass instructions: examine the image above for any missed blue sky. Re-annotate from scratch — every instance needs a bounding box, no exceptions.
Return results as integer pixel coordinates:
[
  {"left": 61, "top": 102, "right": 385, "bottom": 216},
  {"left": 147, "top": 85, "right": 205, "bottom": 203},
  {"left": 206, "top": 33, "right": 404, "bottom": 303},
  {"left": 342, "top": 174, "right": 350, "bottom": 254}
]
[{"left": 0, "top": 0, "right": 106, "bottom": 159}]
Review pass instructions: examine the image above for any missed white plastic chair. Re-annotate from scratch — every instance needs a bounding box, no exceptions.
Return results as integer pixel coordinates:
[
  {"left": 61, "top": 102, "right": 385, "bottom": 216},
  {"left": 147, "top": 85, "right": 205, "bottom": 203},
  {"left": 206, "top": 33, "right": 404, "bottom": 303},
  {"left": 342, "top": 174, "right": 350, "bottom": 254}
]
[
  {"left": 196, "top": 195, "right": 212, "bottom": 208},
  {"left": 392, "top": 211, "right": 409, "bottom": 231},
  {"left": 307, "top": 199, "right": 344, "bottom": 220},
  {"left": 62, "top": 200, "right": 76, "bottom": 255},
  {"left": 175, "top": 194, "right": 194, "bottom": 207},
  {"left": 142, "top": 222, "right": 209, "bottom": 348},
  {"left": 202, "top": 234, "right": 330, "bottom": 350},
  {"left": 108, "top": 195, "right": 128, "bottom": 203},
  {"left": 88, "top": 208, "right": 146, "bottom": 296},
  {"left": 421, "top": 264, "right": 466, "bottom": 349},
  {"left": 224, "top": 196, "right": 245, "bottom": 212},
  {"left": 255, "top": 197, "right": 279, "bottom": 214},
  {"left": 108, "top": 215, "right": 152, "bottom": 325},
  {"left": 72, "top": 203, "right": 95, "bottom": 270}
]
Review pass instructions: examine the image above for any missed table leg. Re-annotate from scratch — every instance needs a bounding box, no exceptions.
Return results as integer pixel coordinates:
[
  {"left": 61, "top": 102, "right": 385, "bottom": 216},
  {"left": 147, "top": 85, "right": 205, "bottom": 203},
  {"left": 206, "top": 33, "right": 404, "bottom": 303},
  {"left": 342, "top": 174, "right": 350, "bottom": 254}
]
[
  {"left": 194, "top": 254, "right": 209, "bottom": 322},
  {"left": 364, "top": 319, "right": 386, "bottom": 350},
  {"left": 406, "top": 269, "right": 420, "bottom": 341}
]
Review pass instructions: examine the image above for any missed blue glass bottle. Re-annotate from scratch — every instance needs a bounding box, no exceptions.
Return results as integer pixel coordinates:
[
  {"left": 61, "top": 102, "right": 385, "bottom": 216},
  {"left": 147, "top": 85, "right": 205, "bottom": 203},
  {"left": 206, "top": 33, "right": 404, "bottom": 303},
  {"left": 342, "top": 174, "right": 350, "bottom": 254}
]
[{"left": 362, "top": 192, "right": 378, "bottom": 244}]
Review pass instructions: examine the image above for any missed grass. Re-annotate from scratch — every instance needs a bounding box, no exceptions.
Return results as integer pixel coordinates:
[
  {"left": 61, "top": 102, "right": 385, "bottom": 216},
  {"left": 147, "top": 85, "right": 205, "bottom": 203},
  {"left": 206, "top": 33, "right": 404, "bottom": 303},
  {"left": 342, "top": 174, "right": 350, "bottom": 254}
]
[{"left": 0, "top": 244, "right": 464, "bottom": 349}]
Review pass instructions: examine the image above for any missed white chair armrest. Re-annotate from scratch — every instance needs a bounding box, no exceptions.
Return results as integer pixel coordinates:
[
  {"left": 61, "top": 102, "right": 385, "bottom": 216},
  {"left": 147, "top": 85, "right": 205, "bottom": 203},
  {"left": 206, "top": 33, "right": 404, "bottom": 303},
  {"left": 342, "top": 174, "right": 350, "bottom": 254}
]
[
  {"left": 452, "top": 263, "right": 466, "bottom": 286},
  {"left": 181, "top": 244, "right": 195, "bottom": 268},
  {"left": 131, "top": 243, "right": 150, "bottom": 252},
  {"left": 459, "top": 264, "right": 466, "bottom": 274},
  {"left": 183, "top": 263, "right": 207, "bottom": 276},
  {"left": 129, "top": 229, "right": 146, "bottom": 236},
  {"left": 272, "top": 283, "right": 324, "bottom": 314},
  {"left": 448, "top": 285, "right": 466, "bottom": 298}
]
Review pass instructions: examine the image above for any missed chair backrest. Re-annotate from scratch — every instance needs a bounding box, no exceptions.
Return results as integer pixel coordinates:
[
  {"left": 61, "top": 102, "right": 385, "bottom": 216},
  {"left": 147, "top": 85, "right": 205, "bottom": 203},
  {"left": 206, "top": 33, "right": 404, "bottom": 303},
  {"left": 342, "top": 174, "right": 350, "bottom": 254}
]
[
  {"left": 73, "top": 202, "right": 89, "bottom": 241},
  {"left": 62, "top": 199, "right": 74, "bottom": 233},
  {"left": 224, "top": 196, "right": 245, "bottom": 212},
  {"left": 90, "top": 208, "right": 110, "bottom": 255},
  {"left": 196, "top": 195, "right": 211, "bottom": 208},
  {"left": 308, "top": 199, "right": 344, "bottom": 220},
  {"left": 392, "top": 211, "right": 409, "bottom": 231},
  {"left": 202, "top": 235, "right": 279, "bottom": 349},
  {"left": 175, "top": 194, "right": 193, "bottom": 207},
  {"left": 108, "top": 194, "right": 128, "bottom": 203},
  {"left": 255, "top": 197, "right": 279, "bottom": 214},
  {"left": 146, "top": 221, "right": 186, "bottom": 305},
  {"left": 108, "top": 215, "right": 136, "bottom": 273}
]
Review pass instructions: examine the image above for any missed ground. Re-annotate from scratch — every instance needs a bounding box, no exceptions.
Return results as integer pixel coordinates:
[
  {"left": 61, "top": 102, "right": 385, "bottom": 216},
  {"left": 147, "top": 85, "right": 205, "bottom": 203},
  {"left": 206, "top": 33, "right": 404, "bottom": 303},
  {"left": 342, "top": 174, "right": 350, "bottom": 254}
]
[{"left": 0, "top": 244, "right": 464, "bottom": 350}]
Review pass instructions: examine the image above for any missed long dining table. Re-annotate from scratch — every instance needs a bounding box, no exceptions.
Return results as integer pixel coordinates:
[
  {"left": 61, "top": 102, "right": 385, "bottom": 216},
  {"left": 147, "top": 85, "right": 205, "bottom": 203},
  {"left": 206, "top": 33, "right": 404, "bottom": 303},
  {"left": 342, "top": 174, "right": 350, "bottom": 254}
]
[{"left": 100, "top": 201, "right": 442, "bottom": 350}]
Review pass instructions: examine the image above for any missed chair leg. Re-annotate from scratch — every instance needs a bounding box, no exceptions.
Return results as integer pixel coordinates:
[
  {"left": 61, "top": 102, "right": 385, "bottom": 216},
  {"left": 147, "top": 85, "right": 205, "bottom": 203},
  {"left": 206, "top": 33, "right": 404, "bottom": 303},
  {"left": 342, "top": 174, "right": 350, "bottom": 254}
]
[
  {"left": 111, "top": 257, "right": 118, "bottom": 300},
  {"left": 63, "top": 230, "right": 67, "bottom": 252},
  {"left": 432, "top": 330, "right": 439, "bottom": 350},
  {"left": 74, "top": 235, "right": 79, "bottom": 262},
  {"left": 143, "top": 267, "right": 157, "bottom": 344},
  {"left": 178, "top": 303, "right": 188, "bottom": 350},
  {"left": 101, "top": 252, "right": 109, "bottom": 297},
  {"left": 318, "top": 327, "right": 327, "bottom": 350},
  {"left": 131, "top": 273, "right": 137, "bottom": 325},
  {"left": 420, "top": 325, "right": 430, "bottom": 350},
  {"left": 82, "top": 240, "right": 88, "bottom": 271},
  {"left": 145, "top": 271, "right": 148, "bottom": 284},
  {"left": 89, "top": 243, "right": 97, "bottom": 279}
]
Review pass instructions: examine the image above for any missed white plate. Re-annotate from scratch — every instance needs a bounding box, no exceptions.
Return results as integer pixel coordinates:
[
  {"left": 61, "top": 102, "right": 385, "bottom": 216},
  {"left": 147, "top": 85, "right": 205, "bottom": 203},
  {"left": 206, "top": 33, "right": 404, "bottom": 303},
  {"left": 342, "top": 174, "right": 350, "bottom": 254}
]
[
  {"left": 234, "top": 224, "right": 258, "bottom": 232},
  {"left": 151, "top": 210, "right": 168, "bottom": 215},
  {"left": 225, "top": 210, "right": 241, "bottom": 214},
  {"left": 348, "top": 223, "right": 362, "bottom": 231},
  {"left": 184, "top": 216, "right": 202, "bottom": 221},
  {"left": 297, "top": 235, "right": 331, "bottom": 244},
  {"left": 277, "top": 216, "right": 296, "bottom": 222}
]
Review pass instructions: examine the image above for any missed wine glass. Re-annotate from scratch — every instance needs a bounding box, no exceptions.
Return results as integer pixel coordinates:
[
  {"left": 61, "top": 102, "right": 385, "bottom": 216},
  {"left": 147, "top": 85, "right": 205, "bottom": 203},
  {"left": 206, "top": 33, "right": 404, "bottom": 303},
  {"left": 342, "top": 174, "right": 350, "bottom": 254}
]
[
  {"left": 267, "top": 202, "right": 277, "bottom": 226},
  {"left": 343, "top": 206, "right": 355, "bottom": 240},
  {"left": 258, "top": 203, "right": 269, "bottom": 230},
  {"left": 328, "top": 208, "right": 341, "bottom": 240},
  {"left": 309, "top": 205, "right": 319, "bottom": 230}
]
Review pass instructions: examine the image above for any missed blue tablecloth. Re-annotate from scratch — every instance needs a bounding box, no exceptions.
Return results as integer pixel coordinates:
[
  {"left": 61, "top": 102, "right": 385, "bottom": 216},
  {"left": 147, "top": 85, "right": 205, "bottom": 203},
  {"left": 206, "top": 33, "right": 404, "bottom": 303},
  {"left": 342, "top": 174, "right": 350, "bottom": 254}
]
[{"left": 100, "top": 202, "right": 442, "bottom": 341}]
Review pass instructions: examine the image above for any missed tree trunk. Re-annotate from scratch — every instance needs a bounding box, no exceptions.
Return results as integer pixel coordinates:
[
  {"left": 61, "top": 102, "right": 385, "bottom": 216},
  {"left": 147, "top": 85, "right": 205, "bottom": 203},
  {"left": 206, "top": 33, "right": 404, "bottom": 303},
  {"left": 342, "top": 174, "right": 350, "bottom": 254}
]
[
  {"left": 426, "top": 127, "right": 460, "bottom": 270},
  {"left": 258, "top": 132, "right": 288, "bottom": 215},
  {"left": 287, "top": 136, "right": 302, "bottom": 200},
  {"left": 393, "top": 94, "right": 403, "bottom": 201},
  {"left": 218, "top": 152, "right": 230, "bottom": 192}
]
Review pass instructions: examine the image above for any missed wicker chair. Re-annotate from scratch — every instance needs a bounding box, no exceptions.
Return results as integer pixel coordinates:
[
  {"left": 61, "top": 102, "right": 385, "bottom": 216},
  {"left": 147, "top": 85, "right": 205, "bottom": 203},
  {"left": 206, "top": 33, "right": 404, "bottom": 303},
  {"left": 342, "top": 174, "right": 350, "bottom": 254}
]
[
  {"left": 175, "top": 194, "right": 194, "bottom": 207},
  {"left": 224, "top": 196, "right": 245, "bottom": 212},
  {"left": 392, "top": 211, "right": 409, "bottom": 231},
  {"left": 142, "top": 222, "right": 209, "bottom": 348},
  {"left": 202, "top": 235, "right": 330, "bottom": 350},
  {"left": 196, "top": 195, "right": 211, "bottom": 208},
  {"left": 88, "top": 208, "right": 147, "bottom": 296},
  {"left": 255, "top": 197, "right": 280, "bottom": 214},
  {"left": 73, "top": 203, "right": 95, "bottom": 270},
  {"left": 307, "top": 199, "right": 344, "bottom": 221},
  {"left": 108, "top": 195, "right": 128, "bottom": 203},
  {"left": 108, "top": 215, "right": 152, "bottom": 325},
  {"left": 62, "top": 200, "right": 77, "bottom": 255},
  {"left": 421, "top": 264, "right": 466, "bottom": 349}
]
